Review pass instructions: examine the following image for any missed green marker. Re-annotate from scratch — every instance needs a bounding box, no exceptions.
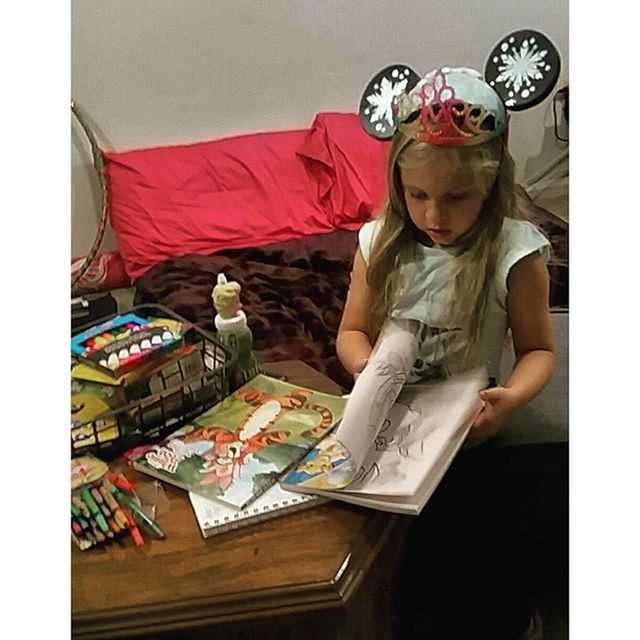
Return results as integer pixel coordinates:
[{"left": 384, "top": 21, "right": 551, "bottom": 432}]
[
  {"left": 80, "top": 488, "right": 110, "bottom": 535},
  {"left": 113, "top": 488, "right": 166, "bottom": 539}
]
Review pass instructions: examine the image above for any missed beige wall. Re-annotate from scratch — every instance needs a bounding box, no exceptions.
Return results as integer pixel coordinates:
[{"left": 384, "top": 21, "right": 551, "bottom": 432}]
[{"left": 71, "top": 0, "right": 569, "bottom": 257}]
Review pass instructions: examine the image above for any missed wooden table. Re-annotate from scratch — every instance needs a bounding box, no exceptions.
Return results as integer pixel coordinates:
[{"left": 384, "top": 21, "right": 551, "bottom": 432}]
[{"left": 72, "top": 360, "right": 410, "bottom": 640}]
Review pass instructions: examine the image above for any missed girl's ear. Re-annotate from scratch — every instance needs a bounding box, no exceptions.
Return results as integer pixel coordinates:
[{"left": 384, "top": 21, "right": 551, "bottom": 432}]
[
  {"left": 484, "top": 29, "right": 561, "bottom": 113},
  {"left": 358, "top": 64, "right": 421, "bottom": 140}
]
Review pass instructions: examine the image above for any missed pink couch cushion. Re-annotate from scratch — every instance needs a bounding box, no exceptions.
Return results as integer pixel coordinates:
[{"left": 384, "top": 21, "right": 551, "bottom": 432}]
[{"left": 105, "top": 113, "right": 389, "bottom": 281}]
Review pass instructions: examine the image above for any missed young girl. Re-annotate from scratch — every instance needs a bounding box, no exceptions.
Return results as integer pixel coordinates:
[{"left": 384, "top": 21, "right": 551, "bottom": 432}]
[
  {"left": 335, "top": 66, "right": 555, "bottom": 449},
  {"left": 337, "top": 65, "right": 558, "bottom": 640}
]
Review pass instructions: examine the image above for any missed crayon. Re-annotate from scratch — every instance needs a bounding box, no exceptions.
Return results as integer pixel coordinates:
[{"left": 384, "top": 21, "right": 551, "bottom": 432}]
[
  {"left": 113, "top": 487, "right": 166, "bottom": 540},
  {"left": 83, "top": 528, "right": 97, "bottom": 546},
  {"left": 70, "top": 500, "right": 80, "bottom": 518},
  {"left": 72, "top": 494, "right": 91, "bottom": 519},
  {"left": 91, "top": 487, "right": 113, "bottom": 519},
  {"left": 113, "top": 508, "right": 129, "bottom": 530},
  {"left": 100, "top": 484, "right": 129, "bottom": 528},
  {"left": 99, "top": 485, "right": 119, "bottom": 511},
  {"left": 90, "top": 486, "right": 104, "bottom": 504},
  {"left": 72, "top": 516, "right": 89, "bottom": 532},
  {"left": 80, "top": 489, "right": 110, "bottom": 535},
  {"left": 78, "top": 529, "right": 96, "bottom": 547},
  {"left": 71, "top": 532, "right": 92, "bottom": 551},
  {"left": 89, "top": 521, "right": 106, "bottom": 543},
  {"left": 71, "top": 519, "right": 83, "bottom": 535},
  {"left": 76, "top": 515, "right": 92, "bottom": 532},
  {"left": 91, "top": 518, "right": 109, "bottom": 541},
  {"left": 107, "top": 517, "right": 121, "bottom": 534},
  {"left": 74, "top": 519, "right": 91, "bottom": 537},
  {"left": 121, "top": 507, "right": 144, "bottom": 547}
]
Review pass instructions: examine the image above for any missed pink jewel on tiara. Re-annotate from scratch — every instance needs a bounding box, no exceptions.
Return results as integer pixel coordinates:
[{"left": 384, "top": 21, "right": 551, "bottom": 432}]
[
  {"left": 416, "top": 70, "right": 473, "bottom": 143},
  {"left": 395, "top": 68, "right": 500, "bottom": 146}
]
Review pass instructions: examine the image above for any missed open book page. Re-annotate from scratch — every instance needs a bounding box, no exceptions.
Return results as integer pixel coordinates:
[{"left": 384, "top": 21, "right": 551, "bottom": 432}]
[
  {"left": 329, "top": 320, "right": 419, "bottom": 480},
  {"left": 281, "top": 367, "right": 487, "bottom": 497}
]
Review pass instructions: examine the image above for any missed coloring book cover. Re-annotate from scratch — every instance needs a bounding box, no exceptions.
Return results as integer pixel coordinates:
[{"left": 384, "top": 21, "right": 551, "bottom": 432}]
[
  {"left": 132, "top": 374, "right": 347, "bottom": 509},
  {"left": 280, "top": 367, "right": 487, "bottom": 514}
]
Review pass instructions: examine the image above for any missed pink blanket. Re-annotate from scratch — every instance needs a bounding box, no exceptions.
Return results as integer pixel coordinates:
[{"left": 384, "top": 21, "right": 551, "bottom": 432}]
[{"left": 105, "top": 112, "right": 389, "bottom": 281}]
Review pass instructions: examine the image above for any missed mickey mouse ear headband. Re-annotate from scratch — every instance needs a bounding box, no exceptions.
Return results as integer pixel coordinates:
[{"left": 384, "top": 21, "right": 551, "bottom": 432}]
[{"left": 359, "top": 29, "right": 561, "bottom": 145}]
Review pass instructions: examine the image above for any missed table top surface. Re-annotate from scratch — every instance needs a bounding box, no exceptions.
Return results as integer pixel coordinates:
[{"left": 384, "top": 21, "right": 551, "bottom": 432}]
[{"left": 72, "top": 360, "right": 398, "bottom": 639}]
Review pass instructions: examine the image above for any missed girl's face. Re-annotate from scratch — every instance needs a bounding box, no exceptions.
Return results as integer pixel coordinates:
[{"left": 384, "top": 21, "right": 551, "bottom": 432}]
[{"left": 399, "top": 162, "right": 488, "bottom": 246}]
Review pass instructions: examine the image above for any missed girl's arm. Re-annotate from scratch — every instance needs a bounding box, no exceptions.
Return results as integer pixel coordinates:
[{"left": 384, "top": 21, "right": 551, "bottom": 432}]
[
  {"left": 471, "top": 252, "right": 556, "bottom": 438},
  {"left": 336, "top": 248, "right": 374, "bottom": 377},
  {"left": 503, "top": 252, "right": 556, "bottom": 402}
]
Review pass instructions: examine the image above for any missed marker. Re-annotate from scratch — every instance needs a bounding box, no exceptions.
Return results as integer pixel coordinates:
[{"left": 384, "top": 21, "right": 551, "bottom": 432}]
[
  {"left": 121, "top": 507, "right": 145, "bottom": 547},
  {"left": 106, "top": 471, "right": 135, "bottom": 492},
  {"left": 113, "top": 487, "right": 166, "bottom": 539},
  {"left": 80, "top": 488, "right": 110, "bottom": 535}
]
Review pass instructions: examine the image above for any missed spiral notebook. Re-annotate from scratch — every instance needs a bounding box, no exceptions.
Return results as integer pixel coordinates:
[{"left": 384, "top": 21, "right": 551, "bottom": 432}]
[{"left": 188, "top": 483, "right": 328, "bottom": 538}]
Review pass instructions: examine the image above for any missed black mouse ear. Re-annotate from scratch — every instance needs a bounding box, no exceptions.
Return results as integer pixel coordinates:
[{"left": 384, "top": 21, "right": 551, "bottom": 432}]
[
  {"left": 484, "top": 29, "right": 561, "bottom": 112},
  {"left": 359, "top": 64, "right": 421, "bottom": 139}
]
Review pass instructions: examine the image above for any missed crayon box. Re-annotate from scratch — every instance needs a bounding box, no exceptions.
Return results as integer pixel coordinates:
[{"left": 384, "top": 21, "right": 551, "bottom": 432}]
[
  {"left": 71, "top": 313, "right": 186, "bottom": 378},
  {"left": 71, "top": 345, "right": 207, "bottom": 452}
]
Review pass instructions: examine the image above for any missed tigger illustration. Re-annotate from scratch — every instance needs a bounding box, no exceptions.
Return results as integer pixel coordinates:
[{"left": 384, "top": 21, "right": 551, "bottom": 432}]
[
  {"left": 177, "top": 386, "right": 335, "bottom": 488},
  {"left": 234, "top": 387, "right": 335, "bottom": 439},
  {"left": 145, "top": 385, "right": 338, "bottom": 490}
]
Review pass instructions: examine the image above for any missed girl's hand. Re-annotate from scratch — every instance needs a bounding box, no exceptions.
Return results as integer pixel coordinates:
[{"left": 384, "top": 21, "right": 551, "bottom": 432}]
[{"left": 469, "top": 386, "right": 519, "bottom": 441}]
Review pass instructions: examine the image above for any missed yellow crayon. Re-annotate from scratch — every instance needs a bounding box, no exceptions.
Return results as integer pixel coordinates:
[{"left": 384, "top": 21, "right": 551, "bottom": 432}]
[
  {"left": 113, "top": 508, "right": 129, "bottom": 530},
  {"left": 99, "top": 485, "right": 119, "bottom": 511}
]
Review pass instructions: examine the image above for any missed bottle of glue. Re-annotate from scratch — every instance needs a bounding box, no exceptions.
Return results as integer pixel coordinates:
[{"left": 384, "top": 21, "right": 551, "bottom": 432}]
[{"left": 212, "top": 273, "right": 259, "bottom": 388}]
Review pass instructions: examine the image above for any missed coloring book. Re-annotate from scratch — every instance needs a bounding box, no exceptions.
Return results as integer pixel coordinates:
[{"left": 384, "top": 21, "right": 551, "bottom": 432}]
[
  {"left": 280, "top": 367, "right": 487, "bottom": 515},
  {"left": 132, "top": 374, "right": 347, "bottom": 509},
  {"left": 189, "top": 483, "right": 328, "bottom": 538}
]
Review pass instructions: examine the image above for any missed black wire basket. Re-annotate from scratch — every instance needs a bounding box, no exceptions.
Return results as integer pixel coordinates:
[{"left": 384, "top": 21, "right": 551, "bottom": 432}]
[{"left": 71, "top": 304, "right": 234, "bottom": 459}]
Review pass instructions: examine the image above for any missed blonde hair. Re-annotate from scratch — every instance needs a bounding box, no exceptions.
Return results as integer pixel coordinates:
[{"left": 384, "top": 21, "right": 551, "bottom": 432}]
[{"left": 367, "top": 133, "right": 516, "bottom": 367}]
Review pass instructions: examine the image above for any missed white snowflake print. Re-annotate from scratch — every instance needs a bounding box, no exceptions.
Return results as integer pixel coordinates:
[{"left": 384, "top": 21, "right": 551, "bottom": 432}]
[
  {"left": 365, "top": 74, "right": 409, "bottom": 129},
  {"left": 493, "top": 37, "right": 548, "bottom": 103}
]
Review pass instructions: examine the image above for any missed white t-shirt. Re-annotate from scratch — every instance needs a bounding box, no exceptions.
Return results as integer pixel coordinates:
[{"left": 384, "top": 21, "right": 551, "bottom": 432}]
[{"left": 358, "top": 217, "right": 551, "bottom": 382}]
